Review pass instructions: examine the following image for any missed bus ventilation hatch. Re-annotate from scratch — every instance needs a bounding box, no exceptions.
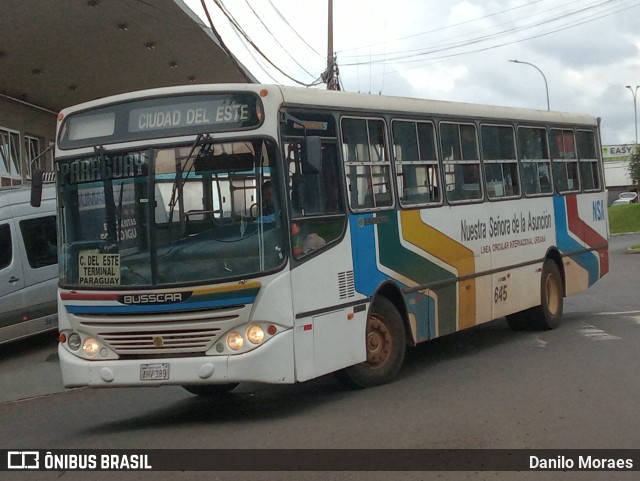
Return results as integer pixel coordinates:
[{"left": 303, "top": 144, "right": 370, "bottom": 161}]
[{"left": 338, "top": 271, "right": 355, "bottom": 299}]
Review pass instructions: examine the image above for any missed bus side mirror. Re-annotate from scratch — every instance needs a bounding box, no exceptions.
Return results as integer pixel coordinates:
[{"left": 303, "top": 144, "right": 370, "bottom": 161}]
[
  {"left": 303, "top": 136, "right": 322, "bottom": 174},
  {"left": 31, "top": 169, "right": 43, "bottom": 207}
]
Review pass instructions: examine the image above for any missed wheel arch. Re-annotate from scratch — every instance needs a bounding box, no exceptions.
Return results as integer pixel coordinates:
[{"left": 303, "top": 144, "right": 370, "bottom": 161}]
[
  {"left": 371, "top": 281, "right": 413, "bottom": 346},
  {"left": 544, "top": 247, "right": 566, "bottom": 297}
]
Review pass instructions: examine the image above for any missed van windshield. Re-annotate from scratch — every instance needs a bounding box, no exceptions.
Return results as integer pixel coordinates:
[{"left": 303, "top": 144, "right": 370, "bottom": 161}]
[{"left": 56, "top": 138, "right": 284, "bottom": 288}]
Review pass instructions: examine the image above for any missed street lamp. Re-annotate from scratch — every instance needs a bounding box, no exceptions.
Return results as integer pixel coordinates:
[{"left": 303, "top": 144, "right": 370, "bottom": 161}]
[
  {"left": 509, "top": 59, "right": 550, "bottom": 111},
  {"left": 626, "top": 85, "right": 639, "bottom": 145}
]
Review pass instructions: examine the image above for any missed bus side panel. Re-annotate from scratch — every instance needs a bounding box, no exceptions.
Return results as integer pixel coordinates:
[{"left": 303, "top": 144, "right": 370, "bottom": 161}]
[
  {"left": 553, "top": 194, "right": 609, "bottom": 296},
  {"left": 349, "top": 209, "right": 487, "bottom": 343},
  {"left": 349, "top": 211, "right": 447, "bottom": 342},
  {"left": 486, "top": 198, "right": 555, "bottom": 320},
  {"left": 290, "top": 230, "right": 367, "bottom": 382},
  {"left": 393, "top": 209, "right": 476, "bottom": 336}
]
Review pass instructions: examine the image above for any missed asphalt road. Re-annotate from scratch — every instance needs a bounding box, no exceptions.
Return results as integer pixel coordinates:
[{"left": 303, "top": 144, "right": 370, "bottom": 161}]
[{"left": 1, "top": 233, "right": 639, "bottom": 481}]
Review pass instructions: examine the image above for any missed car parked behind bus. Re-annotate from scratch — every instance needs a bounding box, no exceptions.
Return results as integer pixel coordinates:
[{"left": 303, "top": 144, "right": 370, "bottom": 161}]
[{"left": 0, "top": 186, "right": 58, "bottom": 345}]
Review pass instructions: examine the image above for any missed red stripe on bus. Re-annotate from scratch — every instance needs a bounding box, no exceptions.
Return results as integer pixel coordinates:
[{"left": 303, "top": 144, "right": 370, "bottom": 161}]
[
  {"left": 565, "top": 195, "right": 608, "bottom": 275},
  {"left": 60, "top": 291, "right": 120, "bottom": 301}
]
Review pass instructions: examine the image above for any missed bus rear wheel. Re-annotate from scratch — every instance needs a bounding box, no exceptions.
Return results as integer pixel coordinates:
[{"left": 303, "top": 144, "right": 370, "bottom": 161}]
[
  {"left": 339, "top": 297, "right": 406, "bottom": 388},
  {"left": 182, "top": 383, "right": 239, "bottom": 397},
  {"left": 506, "top": 259, "right": 563, "bottom": 331}
]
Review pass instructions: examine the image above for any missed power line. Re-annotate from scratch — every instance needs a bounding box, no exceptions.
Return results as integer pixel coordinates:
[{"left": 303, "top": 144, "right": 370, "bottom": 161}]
[
  {"left": 340, "top": 0, "right": 638, "bottom": 67},
  {"left": 242, "top": 0, "right": 318, "bottom": 79},
  {"left": 205, "top": 0, "right": 321, "bottom": 86},
  {"left": 378, "top": 0, "right": 639, "bottom": 76},
  {"left": 337, "top": 0, "right": 548, "bottom": 56},
  {"left": 265, "top": 0, "right": 325, "bottom": 59}
]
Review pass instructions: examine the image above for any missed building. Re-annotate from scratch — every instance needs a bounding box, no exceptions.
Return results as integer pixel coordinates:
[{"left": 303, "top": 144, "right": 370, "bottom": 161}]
[
  {"left": 602, "top": 144, "right": 637, "bottom": 204},
  {"left": 1, "top": 0, "right": 255, "bottom": 188}
]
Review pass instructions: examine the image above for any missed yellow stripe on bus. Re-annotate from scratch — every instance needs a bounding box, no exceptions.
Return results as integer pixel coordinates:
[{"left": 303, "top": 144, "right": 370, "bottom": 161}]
[
  {"left": 192, "top": 281, "right": 262, "bottom": 297},
  {"left": 400, "top": 210, "right": 476, "bottom": 330}
]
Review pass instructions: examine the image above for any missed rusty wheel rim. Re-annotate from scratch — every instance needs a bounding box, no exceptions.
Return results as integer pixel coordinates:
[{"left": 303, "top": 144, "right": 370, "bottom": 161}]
[{"left": 365, "top": 314, "right": 392, "bottom": 369}]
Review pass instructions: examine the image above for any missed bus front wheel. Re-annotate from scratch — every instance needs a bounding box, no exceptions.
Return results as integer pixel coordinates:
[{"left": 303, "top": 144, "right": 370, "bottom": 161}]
[
  {"left": 507, "top": 259, "right": 563, "bottom": 331},
  {"left": 182, "top": 383, "right": 239, "bottom": 397},
  {"left": 339, "top": 297, "right": 406, "bottom": 388}
]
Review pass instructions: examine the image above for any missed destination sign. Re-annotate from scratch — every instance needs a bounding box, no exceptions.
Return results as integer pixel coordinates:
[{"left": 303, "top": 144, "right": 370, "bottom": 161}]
[
  {"left": 129, "top": 100, "right": 250, "bottom": 133},
  {"left": 78, "top": 251, "right": 121, "bottom": 285},
  {"left": 58, "top": 93, "right": 262, "bottom": 149},
  {"left": 58, "top": 153, "right": 148, "bottom": 185}
]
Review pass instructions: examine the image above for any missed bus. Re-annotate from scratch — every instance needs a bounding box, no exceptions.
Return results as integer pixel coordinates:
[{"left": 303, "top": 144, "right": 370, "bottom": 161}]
[{"left": 44, "top": 84, "right": 608, "bottom": 394}]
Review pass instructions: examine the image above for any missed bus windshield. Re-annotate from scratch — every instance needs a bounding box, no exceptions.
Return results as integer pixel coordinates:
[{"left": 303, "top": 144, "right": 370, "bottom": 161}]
[{"left": 57, "top": 138, "right": 284, "bottom": 288}]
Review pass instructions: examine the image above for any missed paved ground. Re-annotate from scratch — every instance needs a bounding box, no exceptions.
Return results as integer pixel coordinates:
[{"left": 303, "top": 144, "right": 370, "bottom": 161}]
[{"left": 0, "top": 331, "right": 67, "bottom": 404}]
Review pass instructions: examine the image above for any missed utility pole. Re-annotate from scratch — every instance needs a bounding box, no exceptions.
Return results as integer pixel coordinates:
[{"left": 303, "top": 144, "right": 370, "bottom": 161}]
[
  {"left": 626, "top": 85, "right": 639, "bottom": 145},
  {"left": 324, "top": 0, "right": 340, "bottom": 90}
]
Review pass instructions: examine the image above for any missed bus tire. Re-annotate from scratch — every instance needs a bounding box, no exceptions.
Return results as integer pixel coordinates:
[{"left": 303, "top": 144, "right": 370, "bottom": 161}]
[
  {"left": 339, "top": 297, "right": 406, "bottom": 388},
  {"left": 506, "top": 259, "right": 563, "bottom": 331},
  {"left": 182, "top": 383, "right": 239, "bottom": 397}
]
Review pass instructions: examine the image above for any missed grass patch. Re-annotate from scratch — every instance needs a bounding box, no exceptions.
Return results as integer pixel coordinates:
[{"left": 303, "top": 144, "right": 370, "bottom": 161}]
[{"left": 608, "top": 203, "right": 640, "bottom": 234}]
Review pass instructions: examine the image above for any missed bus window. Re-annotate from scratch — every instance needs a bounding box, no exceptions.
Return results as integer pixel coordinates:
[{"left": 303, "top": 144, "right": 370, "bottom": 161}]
[
  {"left": 551, "top": 128, "right": 579, "bottom": 193},
  {"left": 481, "top": 124, "right": 519, "bottom": 199},
  {"left": 576, "top": 130, "right": 601, "bottom": 191},
  {"left": 341, "top": 117, "right": 393, "bottom": 210},
  {"left": 285, "top": 140, "right": 346, "bottom": 259},
  {"left": 392, "top": 120, "right": 441, "bottom": 206},
  {"left": 440, "top": 122, "right": 481, "bottom": 202},
  {"left": 518, "top": 127, "right": 552, "bottom": 196}
]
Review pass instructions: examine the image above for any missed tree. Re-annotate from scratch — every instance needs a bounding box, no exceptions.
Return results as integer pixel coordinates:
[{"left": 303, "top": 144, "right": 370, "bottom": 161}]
[{"left": 629, "top": 145, "right": 640, "bottom": 187}]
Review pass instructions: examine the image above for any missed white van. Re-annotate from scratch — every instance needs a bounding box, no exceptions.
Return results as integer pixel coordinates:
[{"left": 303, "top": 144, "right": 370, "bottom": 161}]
[{"left": 0, "top": 186, "right": 58, "bottom": 345}]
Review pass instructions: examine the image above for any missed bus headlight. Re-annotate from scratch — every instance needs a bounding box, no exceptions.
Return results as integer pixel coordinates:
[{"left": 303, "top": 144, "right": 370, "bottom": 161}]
[
  {"left": 227, "top": 332, "right": 244, "bottom": 351},
  {"left": 247, "top": 325, "right": 265, "bottom": 344},
  {"left": 68, "top": 333, "right": 82, "bottom": 351},
  {"left": 82, "top": 338, "right": 100, "bottom": 356}
]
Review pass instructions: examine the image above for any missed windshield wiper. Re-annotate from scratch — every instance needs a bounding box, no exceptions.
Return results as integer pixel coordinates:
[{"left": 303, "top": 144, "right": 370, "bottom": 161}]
[{"left": 167, "top": 134, "right": 214, "bottom": 236}]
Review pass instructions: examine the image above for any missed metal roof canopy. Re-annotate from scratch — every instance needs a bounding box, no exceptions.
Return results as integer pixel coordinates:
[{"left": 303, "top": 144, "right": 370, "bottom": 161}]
[{"left": 0, "top": 0, "right": 255, "bottom": 114}]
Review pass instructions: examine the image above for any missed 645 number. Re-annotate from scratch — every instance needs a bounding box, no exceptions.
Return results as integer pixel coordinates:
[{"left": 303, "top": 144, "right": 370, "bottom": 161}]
[{"left": 494, "top": 285, "right": 508, "bottom": 303}]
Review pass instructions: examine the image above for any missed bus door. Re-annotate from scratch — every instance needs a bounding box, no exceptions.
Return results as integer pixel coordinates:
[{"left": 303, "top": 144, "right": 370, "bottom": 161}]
[{"left": 283, "top": 136, "right": 360, "bottom": 381}]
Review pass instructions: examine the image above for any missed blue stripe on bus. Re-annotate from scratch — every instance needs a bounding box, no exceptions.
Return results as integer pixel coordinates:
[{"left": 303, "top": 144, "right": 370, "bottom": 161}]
[
  {"left": 553, "top": 196, "right": 599, "bottom": 285},
  {"left": 65, "top": 296, "right": 256, "bottom": 314},
  {"left": 349, "top": 213, "right": 388, "bottom": 296}
]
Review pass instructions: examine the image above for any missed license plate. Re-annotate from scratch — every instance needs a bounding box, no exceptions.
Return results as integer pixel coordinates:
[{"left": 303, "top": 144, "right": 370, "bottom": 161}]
[{"left": 140, "top": 363, "right": 170, "bottom": 381}]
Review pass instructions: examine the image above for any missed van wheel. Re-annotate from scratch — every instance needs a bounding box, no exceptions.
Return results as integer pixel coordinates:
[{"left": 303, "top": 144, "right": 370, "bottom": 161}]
[
  {"left": 182, "top": 383, "right": 238, "bottom": 396},
  {"left": 506, "top": 259, "right": 563, "bottom": 331},
  {"left": 339, "top": 297, "right": 406, "bottom": 388}
]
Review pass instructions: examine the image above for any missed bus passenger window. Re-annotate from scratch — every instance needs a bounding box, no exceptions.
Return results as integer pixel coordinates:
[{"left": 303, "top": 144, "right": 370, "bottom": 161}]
[
  {"left": 441, "top": 122, "right": 481, "bottom": 202},
  {"left": 392, "top": 120, "right": 440, "bottom": 206},
  {"left": 551, "top": 129, "right": 579, "bottom": 193},
  {"left": 481, "top": 124, "right": 519, "bottom": 199},
  {"left": 576, "top": 130, "right": 600, "bottom": 191},
  {"left": 518, "top": 127, "right": 552, "bottom": 196},
  {"left": 342, "top": 117, "right": 393, "bottom": 211}
]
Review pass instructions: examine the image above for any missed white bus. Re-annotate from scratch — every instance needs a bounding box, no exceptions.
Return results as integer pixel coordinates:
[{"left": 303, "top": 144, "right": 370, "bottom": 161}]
[{"left": 46, "top": 84, "right": 608, "bottom": 393}]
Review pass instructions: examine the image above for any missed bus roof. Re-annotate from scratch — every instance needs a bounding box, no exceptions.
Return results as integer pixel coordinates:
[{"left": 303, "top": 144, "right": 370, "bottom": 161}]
[
  {"left": 274, "top": 84, "right": 598, "bottom": 127},
  {"left": 58, "top": 83, "right": 598, "bottom": 128}
]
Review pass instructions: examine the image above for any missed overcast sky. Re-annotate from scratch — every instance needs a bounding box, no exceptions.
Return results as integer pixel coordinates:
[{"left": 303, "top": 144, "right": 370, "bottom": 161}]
[{"left": 186, "top": 0, "right": 640, "bottom": 146}]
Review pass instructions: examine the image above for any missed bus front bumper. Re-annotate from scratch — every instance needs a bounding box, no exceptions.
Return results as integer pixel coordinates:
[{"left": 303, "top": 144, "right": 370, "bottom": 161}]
[{"left": 58, "top": 330, "right": 295, "bottom": 388}]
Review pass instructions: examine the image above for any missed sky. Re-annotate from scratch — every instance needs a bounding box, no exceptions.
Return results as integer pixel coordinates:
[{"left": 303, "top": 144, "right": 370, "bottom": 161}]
[{"left": 185, "top": 0, "right": 640, "bottom": 146}]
